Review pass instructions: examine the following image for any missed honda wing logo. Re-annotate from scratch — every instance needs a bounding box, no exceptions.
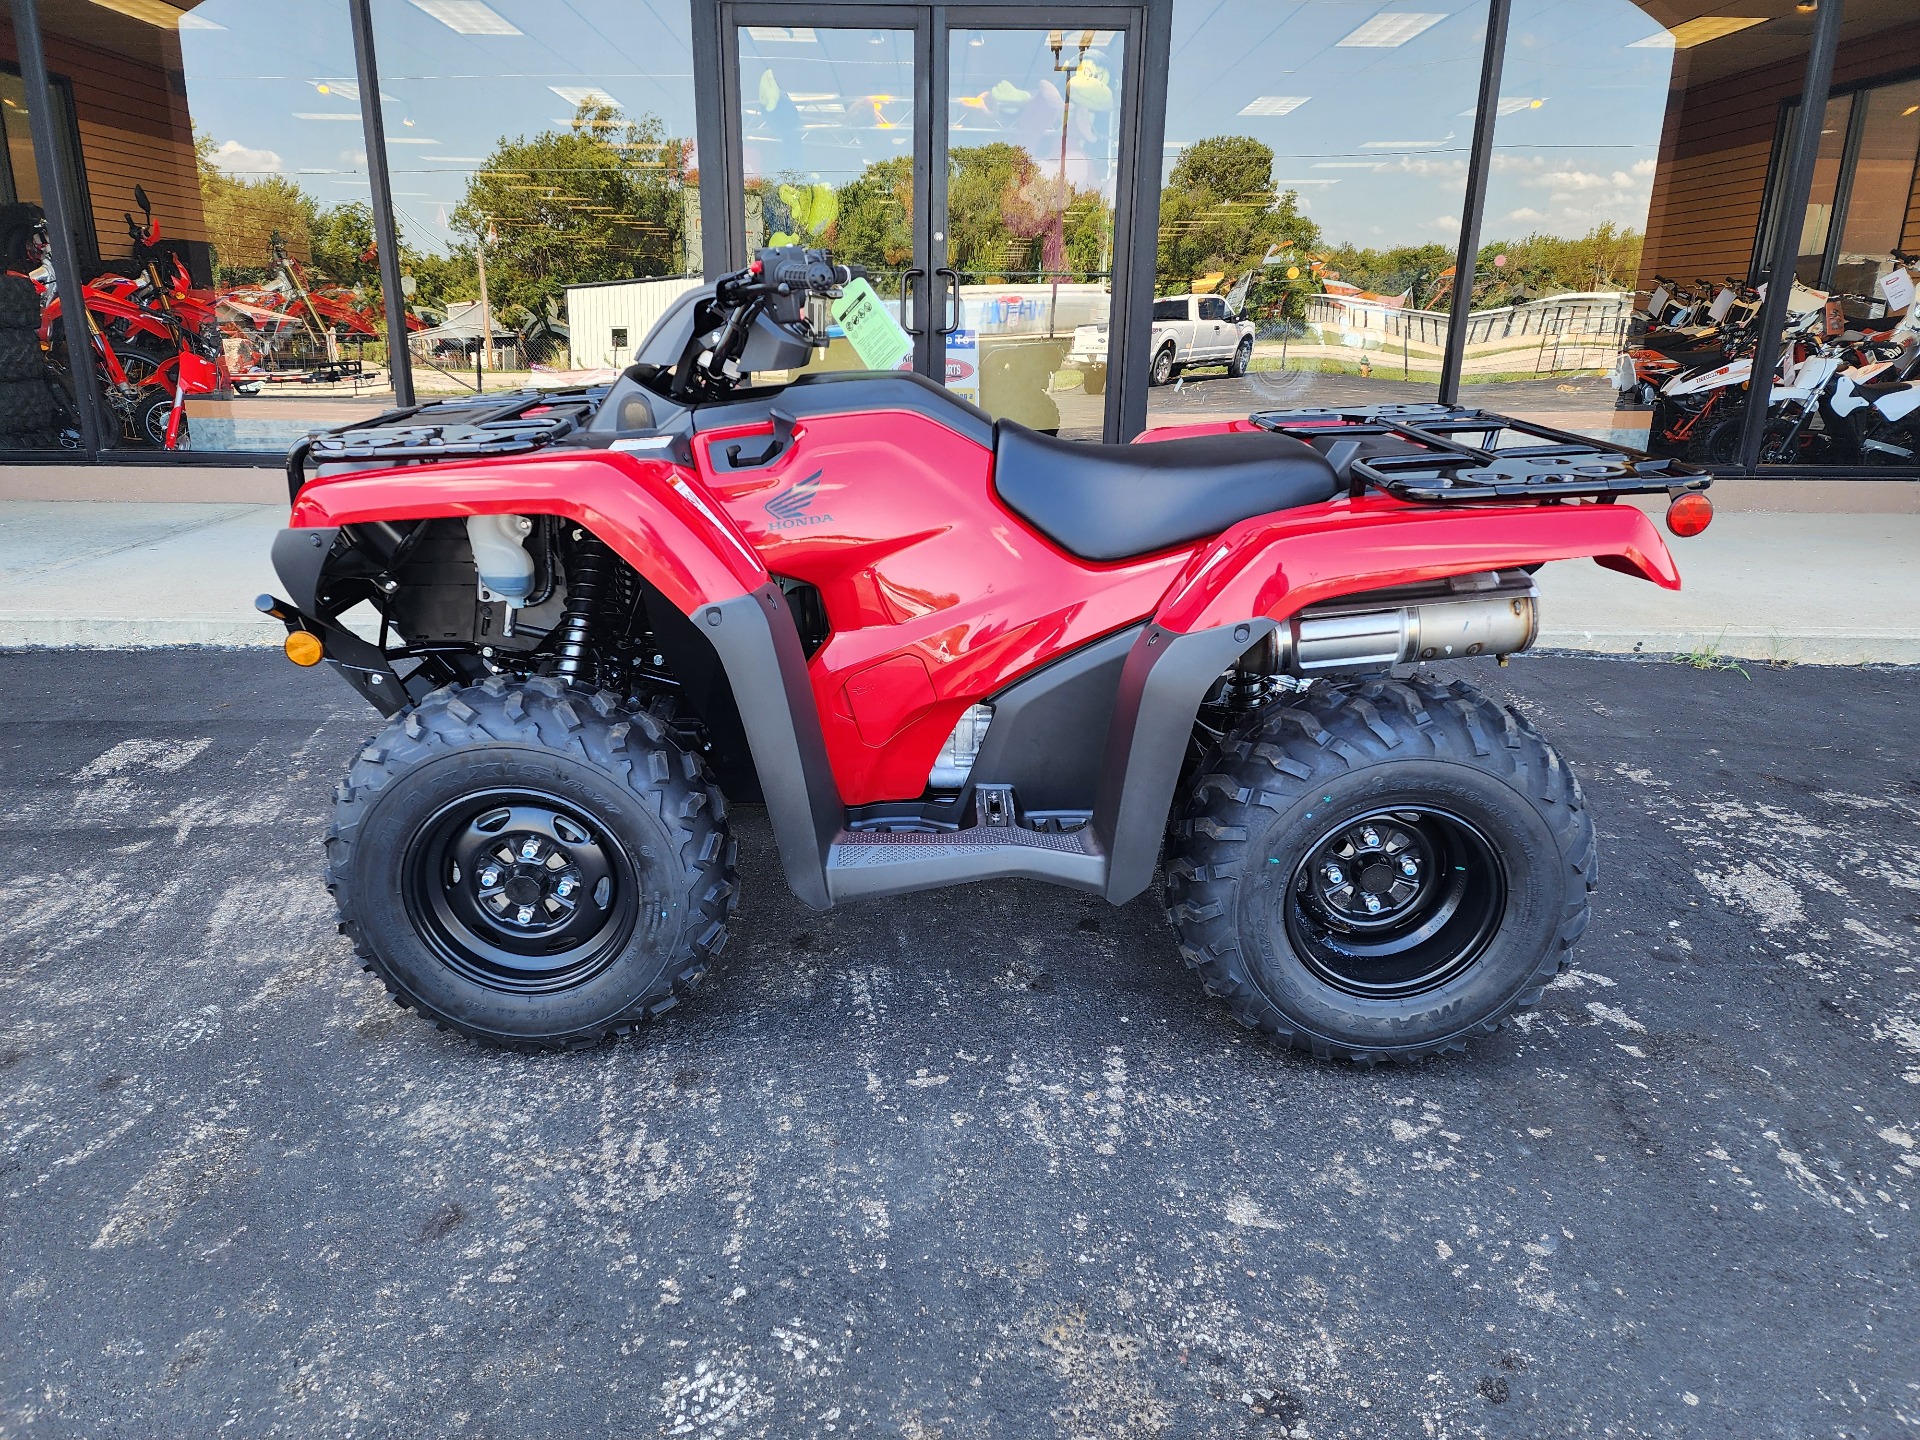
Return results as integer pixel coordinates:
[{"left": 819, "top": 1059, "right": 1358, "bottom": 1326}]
[{"left": 766, "top": 468, "right": 832, "bottom": 530}]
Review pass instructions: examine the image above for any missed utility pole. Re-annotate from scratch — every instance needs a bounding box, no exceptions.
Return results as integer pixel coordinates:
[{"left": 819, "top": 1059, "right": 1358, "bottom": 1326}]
[{"left": 473, "top": 219, "right": 492, "bottom": 391}]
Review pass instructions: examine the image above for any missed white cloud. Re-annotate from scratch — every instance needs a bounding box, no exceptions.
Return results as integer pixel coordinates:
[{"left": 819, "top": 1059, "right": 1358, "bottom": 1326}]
[
  {"left": 1508, "top": 206, "right": 1547, "bottom": 221},
  {"left": 1540, "top": 168, "right": 1608, "bottom": 190},
  {"left": 1429, "top": 214, "right": 1461, "bottom": 233},
  {"left": 211, "top": 140, "right": 282, "bottom": 174}
]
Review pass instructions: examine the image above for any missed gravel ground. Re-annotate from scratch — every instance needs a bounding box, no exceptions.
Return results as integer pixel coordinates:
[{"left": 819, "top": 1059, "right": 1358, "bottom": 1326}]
[{"left": 2, "top": 650, "right": 1916, "bottom": 1439}]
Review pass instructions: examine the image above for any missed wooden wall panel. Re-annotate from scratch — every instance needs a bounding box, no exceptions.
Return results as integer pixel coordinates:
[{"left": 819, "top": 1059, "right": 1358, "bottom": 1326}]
[{"left": 1642, "top": 21, "right": 1920, "bottom": 291}]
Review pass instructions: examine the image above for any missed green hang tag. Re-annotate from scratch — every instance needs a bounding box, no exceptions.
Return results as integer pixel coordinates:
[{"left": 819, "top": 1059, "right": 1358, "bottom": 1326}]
[{"left": 830, "top": 277, "right": 912, "bottom": 372}]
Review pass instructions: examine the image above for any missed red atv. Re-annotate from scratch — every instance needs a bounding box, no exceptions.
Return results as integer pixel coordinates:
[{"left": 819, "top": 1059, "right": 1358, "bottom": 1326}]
[{"left": 264, "top": 247, "right": 1711, "bottom": 1065}]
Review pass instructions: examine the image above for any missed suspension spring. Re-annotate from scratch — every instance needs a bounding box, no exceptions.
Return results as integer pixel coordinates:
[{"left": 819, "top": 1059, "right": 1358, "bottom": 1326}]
[{"left": 551, "top": 537, "right": 611, "bottom": 683}]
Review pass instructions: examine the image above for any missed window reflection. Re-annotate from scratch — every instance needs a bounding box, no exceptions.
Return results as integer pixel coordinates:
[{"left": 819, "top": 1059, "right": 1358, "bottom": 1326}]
[{"left": 1146, "top": 0, "right": 1489, "bottom": 431}]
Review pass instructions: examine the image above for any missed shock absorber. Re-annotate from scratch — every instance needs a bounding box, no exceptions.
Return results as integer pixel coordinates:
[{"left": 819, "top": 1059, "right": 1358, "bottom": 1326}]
[{"left": 550, "top": 535, "right": 611, "bottom": 683}]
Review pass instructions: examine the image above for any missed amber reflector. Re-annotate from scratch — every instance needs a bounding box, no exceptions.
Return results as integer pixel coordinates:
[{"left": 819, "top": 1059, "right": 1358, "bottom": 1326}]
[
  {"left": 284, "top": 631, "right": 325, "bottom": 666},
  {"left": 1665, "top": 492, "right": 1713, "bottom": 537}
]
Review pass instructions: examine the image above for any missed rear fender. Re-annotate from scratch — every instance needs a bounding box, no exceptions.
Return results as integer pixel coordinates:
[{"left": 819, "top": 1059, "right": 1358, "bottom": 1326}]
[
  {"left": 1092, "top": 495, "right": 1679, "bottom": 904},
  {"left": 1152, "top": 494, "right": 1679, "bottom": 636}
]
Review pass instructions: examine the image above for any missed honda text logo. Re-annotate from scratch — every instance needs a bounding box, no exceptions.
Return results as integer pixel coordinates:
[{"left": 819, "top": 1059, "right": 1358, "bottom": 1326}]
[{"left": 766, "top": 468, "right": 832, "bottom": 531}]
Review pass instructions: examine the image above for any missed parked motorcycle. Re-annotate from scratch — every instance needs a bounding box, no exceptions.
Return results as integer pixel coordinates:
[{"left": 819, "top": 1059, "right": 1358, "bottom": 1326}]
[{"left": 38, "top": 187, "right": 226, "bottom": 447}]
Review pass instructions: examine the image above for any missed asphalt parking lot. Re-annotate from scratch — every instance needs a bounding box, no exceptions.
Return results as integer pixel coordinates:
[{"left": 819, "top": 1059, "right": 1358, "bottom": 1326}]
[{"left": 2, "top": 649, "right": 1917, "bottom": 1439}]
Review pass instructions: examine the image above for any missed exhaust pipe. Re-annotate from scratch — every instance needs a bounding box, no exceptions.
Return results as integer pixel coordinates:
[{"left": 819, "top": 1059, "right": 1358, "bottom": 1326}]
[{"left": 1245, "top": 570, "right": 1539, "bottom": 675}]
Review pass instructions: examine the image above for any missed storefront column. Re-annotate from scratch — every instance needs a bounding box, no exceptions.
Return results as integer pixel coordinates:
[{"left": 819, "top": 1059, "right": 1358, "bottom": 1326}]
[
  {"left": 1437, "top": 0, "right": 1510, "bottom": 402},
  {"left": 349, "top": 0, "right": 415, "bottom": 409},
  {"left": 1735, "top": 0, "right": 1847, "bottom": 471},
  {"left": 11, "top": 0, "right": 108, "bottom": 455}
]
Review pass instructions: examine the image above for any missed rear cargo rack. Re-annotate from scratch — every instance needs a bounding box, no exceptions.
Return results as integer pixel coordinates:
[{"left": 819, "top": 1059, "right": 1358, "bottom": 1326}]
[
  {"left": 1249, "top": 403, "right": 1710, "bottom": 503},
  {"left": 287, "top": 387, "right": 606, "bottom": 503}
]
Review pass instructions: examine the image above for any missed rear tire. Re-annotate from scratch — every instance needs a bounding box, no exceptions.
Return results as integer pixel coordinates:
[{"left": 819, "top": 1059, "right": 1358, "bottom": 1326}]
[
  {"left": 1164, "top": 675, "right": 1595, "bottom": 1064},
  {"left": 326, "top": 677, "right": 737, "bottom": 1052}
]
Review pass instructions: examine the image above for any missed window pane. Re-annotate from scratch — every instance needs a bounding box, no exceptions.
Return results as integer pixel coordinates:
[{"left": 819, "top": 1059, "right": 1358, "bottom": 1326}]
[
  {"left": 370, "top": 0, "right": 698, "bottom": 391},
  {"left": 0, "top": 12, "right": 82, "bottom": 451},
  {"left": 1465, "top": 1, "right": 1818, "bottom": 460},
  {"left": 1833, "top": 80, "right": 1920, "bottom": 299},
  {"left": 33, "top": 0, "right": 397, "bottom": 452},
  {"left": 1148, "top": 1, "right": 1490, "bottom": 431},
  {"left": 1796, "top": 94, "right": 1853, "bottom": 287},
  {"left": 733, "top": 25, "right": 916, "bottom": 386},
  {"left": 946, "top": 27, "right": 1126, "bottom": 441}
]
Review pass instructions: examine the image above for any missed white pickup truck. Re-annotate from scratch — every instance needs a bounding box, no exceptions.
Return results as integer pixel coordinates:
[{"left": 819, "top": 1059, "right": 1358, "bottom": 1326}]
[{"left": 1067, "top": 294, "right": 1257, "bottom": 393}]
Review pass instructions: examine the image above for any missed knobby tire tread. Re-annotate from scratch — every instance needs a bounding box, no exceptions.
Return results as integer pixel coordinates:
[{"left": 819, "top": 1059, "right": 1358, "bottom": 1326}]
[
  {"left": 324, "top": 675, "right": 737, "bottom": 1053},
  {"left": 1164, "top": 673, "right": 1596, "bottom": 1065}
]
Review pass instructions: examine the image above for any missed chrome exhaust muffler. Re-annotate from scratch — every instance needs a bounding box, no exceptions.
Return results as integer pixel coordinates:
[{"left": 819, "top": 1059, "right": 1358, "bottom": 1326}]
[{"left": 1244, "top": 570, "right": 1539, "bottom": 675}]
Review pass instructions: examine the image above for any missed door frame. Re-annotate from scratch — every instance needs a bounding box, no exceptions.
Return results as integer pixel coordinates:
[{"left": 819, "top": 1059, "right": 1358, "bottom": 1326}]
[{"left": 692, "top": 0, "right": 1171, "bottom": 441}]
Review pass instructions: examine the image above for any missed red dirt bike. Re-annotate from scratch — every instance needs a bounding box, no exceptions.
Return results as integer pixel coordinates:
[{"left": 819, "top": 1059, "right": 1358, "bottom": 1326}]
[
  {"left": 263, "top": 246, "right": 1712, "bottom": 1065},
  {"left": 40, "top": 187, "right": 225, "bottom": 446}
]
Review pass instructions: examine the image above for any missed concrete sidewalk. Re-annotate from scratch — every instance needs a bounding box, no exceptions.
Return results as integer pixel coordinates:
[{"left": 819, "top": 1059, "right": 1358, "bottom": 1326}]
[{"left": 0, "top": 469, "right": 1915, "bottom": 662}]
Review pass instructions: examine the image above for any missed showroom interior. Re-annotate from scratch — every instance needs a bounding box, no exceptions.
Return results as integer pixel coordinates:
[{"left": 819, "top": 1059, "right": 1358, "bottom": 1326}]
[{"left": 0, "top": 0, "right": 1915, "bottom": 477}]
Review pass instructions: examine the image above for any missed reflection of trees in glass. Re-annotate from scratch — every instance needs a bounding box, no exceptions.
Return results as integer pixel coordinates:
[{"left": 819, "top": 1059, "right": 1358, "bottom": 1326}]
[
  {"left": 752, "top": 143, "right": 1112, "bottom": 285},
  {"left": 453, "top": 101, "right": 693, "bottom": 322},
  {"left": 1471, "top": 225, "right": 1643, "bottom": 307},
  {"left": 1153, "top": 134, "right": 1647, "bottom": 319},
  {"left": 1156, "top": 136, "right": 1317, "bottom": 303},
  {"left": 195, "top": 130, "right": 377, "bottom": 289}
]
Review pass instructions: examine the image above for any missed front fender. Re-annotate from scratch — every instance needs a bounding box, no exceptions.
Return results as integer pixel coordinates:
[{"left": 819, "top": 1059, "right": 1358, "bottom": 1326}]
[
  {"left": 1151, "top": 494, "right": 1679, "bottom": 635},
  {"left": 289, "top": 449, "right": 767, "bottom": 614}
]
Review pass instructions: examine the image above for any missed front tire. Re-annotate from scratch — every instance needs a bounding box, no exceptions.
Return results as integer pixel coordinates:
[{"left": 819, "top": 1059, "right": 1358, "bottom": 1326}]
[
  {"left": 1150, "top": 344, "right": 1176, "bottom": 386},
  {"left": 131, "top": 388, "right": 185, "bottom": 448},
  {"left": 1228, "top": 337, "right": 1253, "bottom": 378},
  {"left": 1165, "top": 676, "right": 1595, "bottom": 1064},
  {"left": 326, "top": 677, "right": 736, "bottom": 1051}
]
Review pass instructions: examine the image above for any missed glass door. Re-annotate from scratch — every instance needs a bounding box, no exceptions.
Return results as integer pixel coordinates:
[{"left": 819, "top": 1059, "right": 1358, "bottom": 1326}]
[
  {"left": 721, "top": 5, "right": 1138, "bottom": 440},
  {"left": 938, "top": 26, "right": 1126, "bottom": 440},
  {"left": 734, "top": 18, "right": 929, "bottom": 383}
]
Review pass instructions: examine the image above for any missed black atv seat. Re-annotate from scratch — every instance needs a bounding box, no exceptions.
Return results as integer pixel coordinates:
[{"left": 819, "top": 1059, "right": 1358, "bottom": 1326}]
[{"left": 992, "top": 420, "right": 1340, "bottom": 562}]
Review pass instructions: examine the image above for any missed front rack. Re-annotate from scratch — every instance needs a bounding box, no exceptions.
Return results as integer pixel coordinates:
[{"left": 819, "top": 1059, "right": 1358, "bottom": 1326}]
[
  {"left": 287, "top": 387, "right": 607, "bottom": 503},
  {"left": 1249, "top": 403, "right": 1711, "bottom": 503}
]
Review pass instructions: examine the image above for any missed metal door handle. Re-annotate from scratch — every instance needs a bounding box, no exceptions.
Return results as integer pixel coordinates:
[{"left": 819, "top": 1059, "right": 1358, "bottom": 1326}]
[
  {"left": 900, "top": 267, "right": 926, "bottom": 335},
  {"left": 935, "top": 267, "right": 960, "bottom": 336}
]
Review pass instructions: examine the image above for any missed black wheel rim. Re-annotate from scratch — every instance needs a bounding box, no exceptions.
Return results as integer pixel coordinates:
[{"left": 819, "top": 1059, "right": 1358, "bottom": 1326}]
[
  {"left": 1279, "top": 806, "right": 1507, "bottom": 1000},
  {"left": 401, "top": 787, "right": 642, "bottom": 995}
]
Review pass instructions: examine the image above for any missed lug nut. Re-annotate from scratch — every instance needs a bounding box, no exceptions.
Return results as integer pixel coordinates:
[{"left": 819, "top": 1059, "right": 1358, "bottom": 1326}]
[
  {"left": 1324, "top": 864, "right": 1344, "bottom": 886},
  {"left": 1399, "top": 856, "right": 1418, "bottom": 877},
  {"left": 519, "top": 838, "right": 541, "bottom": 861},
  {"left": 556, "top": 876, "right": 575, "bottom": 898},
  {"left": 515, "top": 904, "right": 536, "bottom": 924},
  {"left": 1361, "top": 827, "right": 1380, "bottom": 848},
  {"left": 480, "top": 867, "right": 500, "bottom": 888},
  {"left": 1363, "top": 893, "right": 1383, "bottom": 914}
]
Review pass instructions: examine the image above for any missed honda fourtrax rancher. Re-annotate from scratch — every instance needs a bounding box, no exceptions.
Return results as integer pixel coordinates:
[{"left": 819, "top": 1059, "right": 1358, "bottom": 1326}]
[{"left": 264, "top": 247, "right": 1712, "bottom": 1064}]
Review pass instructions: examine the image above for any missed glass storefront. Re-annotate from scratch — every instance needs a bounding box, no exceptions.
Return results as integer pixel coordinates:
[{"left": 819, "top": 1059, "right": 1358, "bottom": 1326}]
[
  {"left": 368, "top": 0, "right": 698, "bottom": 395},
  {"left": 28, "top": 0, "right": 398, "bottom": 452},
  {"left": 1146, "top": 0, "right": 1491, "bottom": 431},
  {"left": 0, "top": 0, "right": 1913, "bottom": 473}
]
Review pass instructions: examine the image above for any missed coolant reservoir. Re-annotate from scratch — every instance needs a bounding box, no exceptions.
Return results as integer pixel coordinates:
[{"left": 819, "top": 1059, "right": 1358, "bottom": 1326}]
[{"left": 466, "top": 514, "right": 535, "bottom": 606}]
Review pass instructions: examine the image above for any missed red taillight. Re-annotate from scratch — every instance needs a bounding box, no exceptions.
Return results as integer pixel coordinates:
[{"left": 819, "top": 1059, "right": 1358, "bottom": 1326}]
[{"left": 1665, "top": 491, "right": 1713, "bottom": 537}]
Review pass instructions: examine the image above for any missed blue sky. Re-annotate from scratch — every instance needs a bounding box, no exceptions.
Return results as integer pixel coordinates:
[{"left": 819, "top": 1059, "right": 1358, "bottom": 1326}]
[{"left": 175, "top": 0, "right": 1678, "bottom": 259}]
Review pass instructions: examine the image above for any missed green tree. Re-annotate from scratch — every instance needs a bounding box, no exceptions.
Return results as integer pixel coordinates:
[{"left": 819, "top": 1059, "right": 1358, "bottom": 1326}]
[
  {"left": 1155, "top": 135, "right": 1320, "bottom": 299},
  {"left": 454, "top": 100, "right": 693, "bottom": 321},
  {"left": 194, "top": 130, "right": 315, "bottom": 283}
]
